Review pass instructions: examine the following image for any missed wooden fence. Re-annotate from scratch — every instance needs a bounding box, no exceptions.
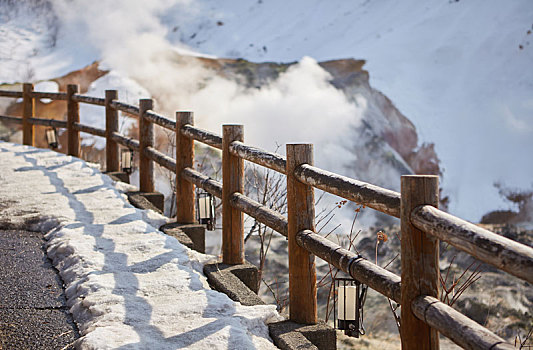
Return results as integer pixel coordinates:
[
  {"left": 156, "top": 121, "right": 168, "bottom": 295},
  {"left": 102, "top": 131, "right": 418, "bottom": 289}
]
[{"left": 1, "top": 83, "right": 532, "bottom": 349}]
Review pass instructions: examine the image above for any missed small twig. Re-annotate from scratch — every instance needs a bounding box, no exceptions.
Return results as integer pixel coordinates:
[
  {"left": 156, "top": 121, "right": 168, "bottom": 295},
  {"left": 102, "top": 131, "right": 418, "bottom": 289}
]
[
  {"left": 53, "top": 330, "right": 73, "bottom": 340},
  {"left": 323, "top": 223, "right": 341, "bottom": 239},
  {"left": 383, "top": 253, "right": 399, "bottom": 270},
  {"left": 387, "top": 298, "right": 401, "bottom": 333}
]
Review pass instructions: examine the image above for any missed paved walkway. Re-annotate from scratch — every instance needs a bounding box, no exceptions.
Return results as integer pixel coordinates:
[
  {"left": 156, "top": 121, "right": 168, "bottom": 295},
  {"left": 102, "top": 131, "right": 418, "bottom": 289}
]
[{"left": 0, "top": 229, "right": 79, "bottom": 349}]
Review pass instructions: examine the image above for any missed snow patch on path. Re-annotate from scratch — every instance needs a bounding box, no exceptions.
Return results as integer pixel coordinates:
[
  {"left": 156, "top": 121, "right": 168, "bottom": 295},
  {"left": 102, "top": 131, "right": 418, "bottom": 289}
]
[{"left": 0, "top": 141, "right": 279, "bottom": 349}]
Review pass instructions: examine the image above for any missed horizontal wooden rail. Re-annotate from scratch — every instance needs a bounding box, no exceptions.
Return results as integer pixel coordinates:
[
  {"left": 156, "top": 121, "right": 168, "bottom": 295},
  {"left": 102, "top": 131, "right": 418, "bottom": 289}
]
[
  {"left": 0, "top": 114, "right": 69, "bottom": 129},
  {"left": 0, "top": 90, "right": 23, "bottom": 98},
  {"left": 144, "top": 146, "right": 176, "bottom": 171},
  {"left": 73, "top": 123, "right": 105, "bottom": 137},
  {"left": 181, "top": 167, "right": 222, "bottom": 198},
  {"left": 72, "top": 94, "right": 106, "bottom": 106},
  {"left": 111, "top": 131, "right": 140, "bottom": 151},
  {"left": 144, "top": 110, "right": 176, "bottom": 131},
  {"left": 412, "top": 205, "right": 533, "bottom": 284},
  {"left": 27, "top": 117, "right": 67, "bottom": 128},
  {"left": 412, "top": 296, "right": 513, "bottom": 350},
  {"left": 181, "top": 124, "right": 222, "bottom": 149},
  {"left": 32, "top": 91, "right": 67, "bottom": 101},
  {"left": 230, "top": 192, "right": 288, "bottom": 236},
  {"left": 1, "top": 84, "right": 526, "bottom": 350},
  {"left": 295, "top": 164, "right": 401, "bottom": 218},
  {"left": 229, "top": 141, "right": 286, "bottom": 174},
  {"left": 110, "top": 100, "right": 140, "bottom": 116},
  {"left": 296, "top": 229, "right": 402, "bottom": 303},
  {"left": 0, "top": 115, "right": 22, "bottom": 124}
]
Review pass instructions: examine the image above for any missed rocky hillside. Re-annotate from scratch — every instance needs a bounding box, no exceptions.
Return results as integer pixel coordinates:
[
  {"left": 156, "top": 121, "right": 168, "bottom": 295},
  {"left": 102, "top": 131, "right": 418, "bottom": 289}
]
[{"left": 1, "top": 54, "right": 442, "bottom": 195}]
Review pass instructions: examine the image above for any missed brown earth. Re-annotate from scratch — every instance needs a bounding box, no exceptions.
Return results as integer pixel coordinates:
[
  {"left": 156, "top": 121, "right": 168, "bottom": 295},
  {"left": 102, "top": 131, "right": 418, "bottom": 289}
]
[{"left": 4, "top": 62, "right": 108, "bottom": 151}]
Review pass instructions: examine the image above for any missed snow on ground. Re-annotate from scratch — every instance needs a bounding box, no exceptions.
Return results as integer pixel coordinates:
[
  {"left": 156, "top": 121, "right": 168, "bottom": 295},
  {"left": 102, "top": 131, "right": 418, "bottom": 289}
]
[{"left": 0, "top": 141, "right": 279, "bottom": 349}]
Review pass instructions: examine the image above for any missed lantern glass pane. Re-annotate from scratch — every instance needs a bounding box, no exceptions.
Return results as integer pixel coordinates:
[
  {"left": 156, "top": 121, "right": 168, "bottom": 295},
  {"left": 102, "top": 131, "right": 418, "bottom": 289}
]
[
  {"left": 121, "top": 150, "right": 131, "bottom": 170},
  {"left": 198, "top": 195, "right": 209, "bottom": 219},
  {"left": 46, "top": 128, "right": 58, "bottom": 148},
  {"left": 337, "top": 286, "right": 357, "bottom": 321}
]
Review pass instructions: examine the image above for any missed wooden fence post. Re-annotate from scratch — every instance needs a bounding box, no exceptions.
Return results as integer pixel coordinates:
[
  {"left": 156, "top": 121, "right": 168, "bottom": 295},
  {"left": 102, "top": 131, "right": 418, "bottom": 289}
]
[
  {"left": 286, "top": 143, "right": 317, "bottom": 324},
  {"left": 139, "top": 99, "right": 154, "bottom": 193},
  {"left": 401, "top": 175, "right": 440, "bottom": 349},
  {"left": 175, "top": 111, "right": 195, "bottom": 223},
  {"left": 22, "top": 83, "right": 34, "bottom": 146},
  {"left": 67, "top": 84, "right": 80, "bottom": 156},
  {"left": 105, "top": 90, "right": 119, "bottom": 172},
  {"left": 222, "top": 124, "right": 244, "bottom": 264}
]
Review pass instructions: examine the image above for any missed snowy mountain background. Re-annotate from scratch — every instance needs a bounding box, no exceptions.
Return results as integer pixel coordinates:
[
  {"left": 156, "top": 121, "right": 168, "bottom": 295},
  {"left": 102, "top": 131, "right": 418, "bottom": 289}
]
[{"left": 1, "top": 0, "right": 533, "bottom": 224}]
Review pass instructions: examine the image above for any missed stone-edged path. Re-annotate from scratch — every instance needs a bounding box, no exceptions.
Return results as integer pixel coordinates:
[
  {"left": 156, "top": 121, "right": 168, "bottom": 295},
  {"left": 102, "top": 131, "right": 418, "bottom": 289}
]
[{"left": 0, "top": 229, "right": 79, "bottom": 349}]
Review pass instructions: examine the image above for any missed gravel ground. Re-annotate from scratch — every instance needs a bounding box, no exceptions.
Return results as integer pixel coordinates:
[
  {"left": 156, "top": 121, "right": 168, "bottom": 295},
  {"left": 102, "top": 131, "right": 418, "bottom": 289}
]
[{"left": 0, "top": 229, "right": 79, "bottom": 349}]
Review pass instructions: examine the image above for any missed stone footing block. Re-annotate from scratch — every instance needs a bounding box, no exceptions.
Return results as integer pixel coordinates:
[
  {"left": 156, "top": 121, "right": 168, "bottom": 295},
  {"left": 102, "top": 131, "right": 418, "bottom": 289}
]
[
  {"left": 160, "top": 222, "right": 205, "bottom": 253},
  {"left": 104, "top": 171, "right": 130, "bottom": 184},
  {"left": 203, "top": 261, "right": 263, "bottom": 306},
  {"left": 269, "top": 320, "right": 336, "bottom": 350},
  {"left": 126, "top": 191, "right": 164, "bottom": 214}
]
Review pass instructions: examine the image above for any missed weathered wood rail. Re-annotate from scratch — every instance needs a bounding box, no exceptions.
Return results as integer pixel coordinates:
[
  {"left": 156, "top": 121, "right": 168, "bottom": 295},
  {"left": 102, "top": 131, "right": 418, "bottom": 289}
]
[{"left": 1, "top": 83, "right": 531, "bottom": 350}]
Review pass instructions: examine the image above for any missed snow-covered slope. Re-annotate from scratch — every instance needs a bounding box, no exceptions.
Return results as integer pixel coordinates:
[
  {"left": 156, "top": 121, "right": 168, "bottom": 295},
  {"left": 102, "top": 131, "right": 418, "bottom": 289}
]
[
  {"left": 165, "top": 0, "right": 533, "bottom": 222},
  {"left": 1, "top": 0, "right": 532, "bottom": 222},
  {"left": 0, "top": 141, "right": 280, "bottom": 349}
]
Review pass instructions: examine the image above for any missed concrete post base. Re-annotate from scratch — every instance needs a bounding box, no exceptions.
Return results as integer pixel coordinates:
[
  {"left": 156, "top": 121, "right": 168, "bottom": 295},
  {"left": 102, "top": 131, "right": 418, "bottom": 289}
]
[
  {"left": 203, "top": 261, "right": 263, "bottom": 306},
  {"left": 126, "top": 191, "right": 164, "bottom": 214},
  {"left": 104, "top": 171, "right": 130, "bottom": 184},
  {"left": 160, "top": 222, "right": 205, "bottom": 253},
  {"left": 269, "top": 320, "right": 336, "bottom": 350}
]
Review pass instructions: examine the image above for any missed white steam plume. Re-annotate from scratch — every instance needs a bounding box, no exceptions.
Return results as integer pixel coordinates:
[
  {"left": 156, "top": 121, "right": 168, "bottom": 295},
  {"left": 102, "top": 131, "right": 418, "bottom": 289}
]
[
  {"left": 50, "top": 0, "right": 375, "bottom": 230},
  {"left": 52, "top": 0, "right": 362, "bottom": 171}
]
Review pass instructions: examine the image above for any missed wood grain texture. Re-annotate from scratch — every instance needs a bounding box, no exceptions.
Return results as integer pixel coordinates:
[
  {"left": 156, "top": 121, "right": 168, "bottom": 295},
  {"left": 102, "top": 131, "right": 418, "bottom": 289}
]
[
  {"left": 181, "top": 167, "right": 222, "bottom": 199},
  {"left": 72, "top": 94, "right": 105, "bottom": 106},
  {"left": 230, "top": 192, "right": 288, "bottom": 236},
  {"left": 176, "top": 112, "right": 195, "bottom": 223},
  {"left": 286, "top": 144, "right": 317, "bottom": 325},
  {"left": 181, "top": 124, "right": 222, "bottom": 150},
  {"left": 139, "top": 99, "right": 154, "bottom": 192},
  {"left": 22, "top": 83, "right": 34, "bottom": 146},
  {"left": 294, "top": 164, "right": 401, "bottom": 218},
  {"left": 111, "top": 131, "right": 139, "bottom": 151},
  {"left": 222, "top": 125, "right": 245, "bottom": 264},
  {"left": 28, "top": 118, "right": 67, "bottom": 128},
  {"left": 296, "top": 230, "right": 401, "bottom": 303},
  {"left": 229, "top": 141, "right": 286, "bottom": 174},
  {"left": 105, "top": 90, "right": 119, "bottom": 172},
  {"left": 32, "top": 91, "right": 67, "bottom": 101},
  {"left": 400, "top": 175, "right": 439, "bottom": 349},
  {"left": 0, "top": 115, "right": 22, "bottom": 124},
  {"left": 110, "top": 100, "right": 140, "bottom": 116},
  {"left": 0, "top": 90, "right": 23, "bottom": 98},
  {"left": 412, "top": 205, "right": 533, "bottom": 284},
  {"left": 412, "top": 296, "right": 514, "bottom": 350},
  {"left": 144, "top": 146, "right": 175, "bottom": 171},
  {"left": 145, "top": 110, "right": 176, "bottom": 131},
  {"left": 67, "top": 84, "right": 80, "bottom": 156},
  {"left": 73, "top": 123, "right": 105, "bottom": 137}
]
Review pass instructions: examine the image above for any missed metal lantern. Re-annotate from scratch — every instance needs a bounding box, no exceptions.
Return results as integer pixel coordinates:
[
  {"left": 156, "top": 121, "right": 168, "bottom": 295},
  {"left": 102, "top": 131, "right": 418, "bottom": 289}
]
[
  {"left": 196, "top": 189, "right": 216, "bottom": 231},
  {"left": 333, "top": 277, "right": 368, "bottom": 338},
  {"left": 45, "top": 127, "right": 58, "bottom": 149},
  {"left": 121, "top": 148, "right": 133, "bottom": 174}
]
